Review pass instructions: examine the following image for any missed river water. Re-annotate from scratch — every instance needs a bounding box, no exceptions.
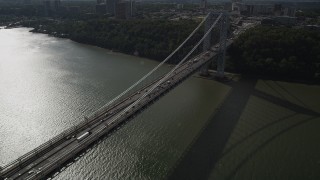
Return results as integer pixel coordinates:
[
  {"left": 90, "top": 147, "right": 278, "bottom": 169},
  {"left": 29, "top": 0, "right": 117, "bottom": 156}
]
[{"left": 0, "top": 28, "right": 230, "bottom": 179}]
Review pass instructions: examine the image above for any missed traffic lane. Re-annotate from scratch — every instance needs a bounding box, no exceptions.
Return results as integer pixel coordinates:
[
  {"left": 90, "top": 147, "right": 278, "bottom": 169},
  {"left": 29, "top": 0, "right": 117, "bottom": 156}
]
[{"left": 7, "top": 48, "right": 218, "bottom": 179}]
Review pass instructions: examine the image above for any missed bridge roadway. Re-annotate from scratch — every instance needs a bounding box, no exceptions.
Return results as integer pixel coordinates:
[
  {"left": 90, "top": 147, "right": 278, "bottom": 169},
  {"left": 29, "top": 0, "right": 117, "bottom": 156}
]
[{"left": 1, "top": 40, "right": 233, "bottom": 180}]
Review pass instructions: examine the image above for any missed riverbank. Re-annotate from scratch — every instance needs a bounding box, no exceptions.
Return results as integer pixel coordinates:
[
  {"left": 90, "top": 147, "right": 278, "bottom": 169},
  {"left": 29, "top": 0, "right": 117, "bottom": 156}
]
[
  {"left": 0, "top": 27, "right": 233, "bottom": 179},
  {"left": 2, "top": 15, "right": 319, "bottom": 83},
  {"left": 226, "top": 25, "right": 320, "bottom": 80},
  {"left": 2, "top": 23, "right": 320, "bottom": 180},
  {"left": 1, "top": 15, "right": 200, "bottom": 61}
]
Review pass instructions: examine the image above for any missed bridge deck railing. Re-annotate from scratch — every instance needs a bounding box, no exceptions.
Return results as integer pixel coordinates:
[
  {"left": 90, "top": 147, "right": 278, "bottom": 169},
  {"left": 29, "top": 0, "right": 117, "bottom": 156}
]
[
  {"left": 1, "top": 121, "right": 81, "bottom": 174},
  {"left": 1, "top": 12, "right": 230, "bottom": 177},
  {"left": 107, "top": 13, "right": 224, "bottom": 126},
  {"left": 86, "top": 13, "right": 212, "bottom": 122}
]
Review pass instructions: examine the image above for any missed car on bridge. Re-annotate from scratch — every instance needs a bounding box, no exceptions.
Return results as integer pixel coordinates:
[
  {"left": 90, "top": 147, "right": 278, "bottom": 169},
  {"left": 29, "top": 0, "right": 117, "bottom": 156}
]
[
  {"left": 76, "top": 132, "right": 91, "bottom": 142},
  {"left": 211, "top": 45, "right": 220, "bottom": 52},
  {"left": 204, "top": 52, "right": 211, "bottom": 57}
]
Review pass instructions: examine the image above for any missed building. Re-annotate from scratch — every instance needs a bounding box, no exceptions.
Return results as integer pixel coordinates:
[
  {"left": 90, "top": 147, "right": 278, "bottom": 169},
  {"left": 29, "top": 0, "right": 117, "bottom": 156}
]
[
  {"left": 23, "top": 0, "right": 32, "bottom": 5},
  {"left": 283, "top": 7, "right": 296, "bottom": 17},
  {"left": 130, "top": 0, "right": 136, "bottom": 17},
  {"left": 274, "top": 16, "right": 297, "bottom": 26},
  {"left": 44, "top": 0, "right": 51, "bottom": 16},
  {"left": 231, "top": 1, "right": 298, "bottom": 17},
  {"left": 115, "top": 0, "right": 135, "bottom": 19},
  {"left": 232, "top": 0, "right": 242, "bottom": 12},
  {"left": 274, "top": 4, "right": 282, "bottom": 16},
  {"left": 106, "top": 0, "right": 116, "bottom": 15},
  {"left": 53, "top": 0, "right": 61, "bottom": 12},
  {"left": 304, "top": 25, "right": 320, "bottom": 31},
  {"left": 251, "top": 4, "right": 273, "bottom": 15},
  {"left": 97, "top": 0, "right": 104, "bottom": 4},
  {"left": 223, "top": 2, "right": 232, "bottom": 11},
  {"left": 200, "top": 0, "right": 207, "bottom": 10},
  {"left": 273, "top": 4, "right": 296, "bottom": 17},
  {"left": 115, "top": 1, "right": 130, "bottom": 19},
  {"left": 232, "top": 1, "right": 274, "bottom": 16},
  {"left": 68, "top": 6, "right": 80, "bottom": 14},
  {"left": 177, "top": 4, "right": 184, "bottom": 10},
  {"left": 96, "top": 4, "right": 107, "bottom": 14}
]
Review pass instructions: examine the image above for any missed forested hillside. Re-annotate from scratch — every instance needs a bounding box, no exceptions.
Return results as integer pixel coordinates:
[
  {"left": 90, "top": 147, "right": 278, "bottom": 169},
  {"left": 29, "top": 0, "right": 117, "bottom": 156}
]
[
  {"left": 227, "top": 25, "right": 320, "bottom": 79},
  {"left": 27, "top": 18, "right": 201, "bottom": 61}
]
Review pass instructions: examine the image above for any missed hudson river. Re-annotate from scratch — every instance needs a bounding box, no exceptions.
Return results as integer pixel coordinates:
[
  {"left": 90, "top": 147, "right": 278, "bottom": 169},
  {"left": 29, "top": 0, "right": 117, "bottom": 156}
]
[
  {"left": 0, "top": 28, "right": 229, "bottom": 179},
  {"left": 1, "top": 27, "right": 319, "bottom": 180}
]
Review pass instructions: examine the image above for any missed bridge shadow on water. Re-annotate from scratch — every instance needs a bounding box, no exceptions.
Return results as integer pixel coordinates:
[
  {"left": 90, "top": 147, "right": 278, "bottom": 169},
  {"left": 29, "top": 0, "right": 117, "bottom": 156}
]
[
  {"left": 222, "top": 115, "right": 319, "bottom": 180},
  {"left": 168, "top": 78, "right": 257, "bottom": 180},
  {"left": 168, "top": 77, "right": 320, "bottom": 180}
]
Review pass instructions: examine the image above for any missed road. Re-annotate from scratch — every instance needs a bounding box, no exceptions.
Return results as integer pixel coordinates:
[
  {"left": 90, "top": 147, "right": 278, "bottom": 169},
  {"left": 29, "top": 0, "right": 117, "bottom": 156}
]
[
  {"left": 1, "top": 39, "right": 235, "bottom": 180},
  {"left": 0, "top": 15, "right": 260, "bottom": 179}
]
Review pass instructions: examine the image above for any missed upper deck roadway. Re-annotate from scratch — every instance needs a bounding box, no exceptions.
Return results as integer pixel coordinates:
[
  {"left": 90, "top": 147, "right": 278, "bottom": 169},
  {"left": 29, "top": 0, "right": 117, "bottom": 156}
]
[{"left": 1, "top": 39, "right": 233, "bottom": 180}]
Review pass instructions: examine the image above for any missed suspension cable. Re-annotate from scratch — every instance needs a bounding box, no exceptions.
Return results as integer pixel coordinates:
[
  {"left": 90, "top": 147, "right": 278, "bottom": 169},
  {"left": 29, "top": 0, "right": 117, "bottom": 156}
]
[
  {"left": 88, "top": 13, "right": 211, "bottom": 119},
  {"left": 109, "top": 13, "right": 223, "bottom": 124}
]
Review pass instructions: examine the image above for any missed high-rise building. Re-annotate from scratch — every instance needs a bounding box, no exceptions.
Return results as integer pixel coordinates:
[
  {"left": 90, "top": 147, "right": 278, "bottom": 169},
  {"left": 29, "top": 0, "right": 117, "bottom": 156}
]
[
  {"left": 96, "top": 4, "right": 107, "bottom": 14},
  {"left": 44, "top": 0, "right": 51, "bottom": 16},
  {"left": 251, "top": 4, "right": 273, "bottom": 15},
  {"left": 53, "top": 0, "right": 61, "bottom": 12},
  {"left": 68, "top": 6, "right": 80, "bottom": 13},
  {"left": 115, "top": 0, "right": 135, "bottom": 19},
  {"left": 130, "top": 0, "right": 136, "bottom": 17},
  {"left": 200, "top": 0, "right": 207, "bottom": 10},
  {"left": 97, "top": 0, "right": 104, "bottom": 5},
  {"left": 273, "top": 4, "right": 296, "bottom": 17},
  {"left": 177, "top": 4, "right": 184, "bottom": 10},
  {"left": 106, "top": 0, "right": 116, "bottom": 15},
  {"left": 115, "top": 1, "right": 130, "bottom": 19},
  {"left": 23, "top": 0, "right": 32, "bottom": 5},
  {"left": 231, "top": 0, "right": 243, "bottom": 13},
  {"left": 223, "top": 2, "right": 232, "bottom": 11},
  {"left": 274, "top": 4, "right": 282, "bottom": 16},
  {"left": 284, "top": 7, "right": 296, "bottom": 17}
]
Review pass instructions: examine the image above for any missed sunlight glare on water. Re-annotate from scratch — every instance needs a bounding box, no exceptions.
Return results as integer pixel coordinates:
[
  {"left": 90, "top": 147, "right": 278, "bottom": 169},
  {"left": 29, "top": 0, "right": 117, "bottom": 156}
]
[{"left": 0, "top": 28, "right": 229, "bottom": 179}]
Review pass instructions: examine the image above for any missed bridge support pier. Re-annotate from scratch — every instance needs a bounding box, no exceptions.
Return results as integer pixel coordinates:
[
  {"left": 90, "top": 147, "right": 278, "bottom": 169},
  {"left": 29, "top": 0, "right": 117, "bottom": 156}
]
[
  {"left": 200, "top": 12, "right": 229, "bottom": 78},
  {"left": 216, "top": 12, "right": 229, "bottom": 79},
  {"left": 200, "top": 12, "right": 214, "bottom": 77}
]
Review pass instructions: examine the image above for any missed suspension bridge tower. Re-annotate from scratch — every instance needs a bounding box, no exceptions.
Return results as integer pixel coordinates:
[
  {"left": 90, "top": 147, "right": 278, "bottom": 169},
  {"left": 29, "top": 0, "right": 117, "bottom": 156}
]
[
  {"left": 217, "top": 12, "right": 229, "bottom": 78},
  {"left": 200, "top": 12, "right": 229, "bottom": 78}
]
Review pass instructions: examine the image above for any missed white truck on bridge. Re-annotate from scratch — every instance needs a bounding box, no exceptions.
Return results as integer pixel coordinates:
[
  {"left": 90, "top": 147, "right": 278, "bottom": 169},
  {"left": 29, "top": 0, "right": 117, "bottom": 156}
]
[{"left": 76, "top": 132, "right": 91, "bottom": 142}]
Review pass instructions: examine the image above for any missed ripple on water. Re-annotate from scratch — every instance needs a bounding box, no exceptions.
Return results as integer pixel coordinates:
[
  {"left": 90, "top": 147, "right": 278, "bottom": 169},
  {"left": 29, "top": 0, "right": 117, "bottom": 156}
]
[{"left": 0, "top": 28, "right": 230, "bottom": 179}]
